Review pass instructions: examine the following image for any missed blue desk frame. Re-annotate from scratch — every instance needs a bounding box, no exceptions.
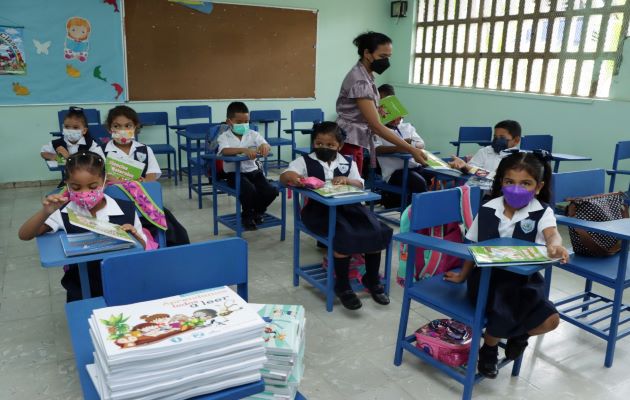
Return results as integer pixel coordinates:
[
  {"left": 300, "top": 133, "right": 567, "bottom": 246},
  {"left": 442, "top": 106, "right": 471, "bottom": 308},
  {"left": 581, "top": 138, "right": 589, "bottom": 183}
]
[
  {"left": 251, "top": 117, "right": 290, "bottom": 172},
  {"left": 550, "top": 152, "right": 592, "bottom": 173}
]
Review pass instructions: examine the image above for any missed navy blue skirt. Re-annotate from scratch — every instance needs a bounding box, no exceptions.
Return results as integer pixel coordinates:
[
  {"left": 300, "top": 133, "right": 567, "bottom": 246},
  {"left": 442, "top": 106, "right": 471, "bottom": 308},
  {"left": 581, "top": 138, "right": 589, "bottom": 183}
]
[{"left": 301, "top": 201, "right": 392, "bottom": 255}]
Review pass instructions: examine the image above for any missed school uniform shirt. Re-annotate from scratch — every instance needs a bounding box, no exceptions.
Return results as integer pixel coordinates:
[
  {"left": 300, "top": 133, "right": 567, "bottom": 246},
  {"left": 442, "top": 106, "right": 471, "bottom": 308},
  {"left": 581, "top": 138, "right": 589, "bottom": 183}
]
[
  {"left": 373, "top": 120, "right": 425, "bottom": 182},
  {"left": 465, "top": 196, "right": 556, "bottom": 245},
  {"left": 45, "top": 194, "right": 147, "bottom": 243},
  {"left": 468, "top": 145, "right": 520, "bottom": 179},
  {"left": 103, "top": 140, "right": 161, "bottom": 178},
  {"left": 285, "top": 152, "right": 364, "bottom": 186},
  {"left": 41, "top": 136, "right": 105, "bottom": 159},
  {"left": 217, "top": 129, "right": 269, "bottom": 173}
]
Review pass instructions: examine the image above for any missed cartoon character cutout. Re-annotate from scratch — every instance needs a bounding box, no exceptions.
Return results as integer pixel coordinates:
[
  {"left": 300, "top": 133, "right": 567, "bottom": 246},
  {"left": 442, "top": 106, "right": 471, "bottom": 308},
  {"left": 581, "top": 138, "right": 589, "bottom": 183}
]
[{"left": 64, "top": 17, "right": 91, "bottom": 62}]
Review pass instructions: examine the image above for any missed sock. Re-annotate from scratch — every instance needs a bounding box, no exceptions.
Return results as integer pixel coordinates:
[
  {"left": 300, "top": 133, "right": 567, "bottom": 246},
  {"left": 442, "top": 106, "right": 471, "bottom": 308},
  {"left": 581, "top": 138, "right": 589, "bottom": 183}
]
[
  {"left": 333, "top": 256, "right": 351, "bottom": 292},
  {"left": 363, "top": 252, "right": 382, "bottom": 286}
]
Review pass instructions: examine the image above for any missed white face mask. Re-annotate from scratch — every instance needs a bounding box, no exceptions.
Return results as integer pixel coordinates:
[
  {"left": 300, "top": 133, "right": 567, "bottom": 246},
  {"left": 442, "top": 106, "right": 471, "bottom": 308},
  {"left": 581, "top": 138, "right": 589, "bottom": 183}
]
[{"left": 63, "top": 128, "right": 83, "bottom": 143}]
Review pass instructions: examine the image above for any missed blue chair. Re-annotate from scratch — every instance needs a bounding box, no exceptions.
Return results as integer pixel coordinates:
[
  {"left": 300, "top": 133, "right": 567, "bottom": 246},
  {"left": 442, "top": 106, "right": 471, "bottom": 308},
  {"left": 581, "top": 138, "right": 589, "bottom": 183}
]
[
  {"left": 368, "top": 157, "right": 410, "bottom": 225},
  {"left": 65, "top": 239, "right": 266, "bottom": 399},
  {"left": 137, "top": 112, "right": 177, "bottom": 184},
  {"left": 187, "top": 124, "right": 221, "bottom": 209},
  {"left": 607, "top": 140, "right": 630, "bottom": 199},
  {"left": 250, "top": 110, "right": 290, "bottom": 172},
  {"left": 521, "top": 134, "right": 553, "bottom": 152},
  {"left": 449, "top": 127, "right": 493, "bottom": 157},
  {"left": 104, "top": 181, "right": 167, "bottom": 249},
  {"left": 175, "top": 105, "right": 213, "bottom": 180},
  {"left": 284, "top": 108, "right": 323, "bottom": 159},
  {"left": 52, "top": 108, "right": 102, "bottom": 137},
  {"left": 550, "top": 169, "right": 630, "bottom": 367}
]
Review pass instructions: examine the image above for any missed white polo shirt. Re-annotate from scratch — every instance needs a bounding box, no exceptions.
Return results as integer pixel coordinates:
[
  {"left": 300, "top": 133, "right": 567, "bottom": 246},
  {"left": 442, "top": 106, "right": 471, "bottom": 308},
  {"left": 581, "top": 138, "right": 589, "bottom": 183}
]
[
  {"left": 465, "top": 196, "right": 556, "bottom": 245},
  {"left": 45, "top": 194, "right": 147, "bottom": 243},
  {"left": 41, "top": 137, "right": 105, "bottom": 159},
  {"left": 374, "top": 121, "right": 425, "bottom": 182},
  {"left": 468, "top": 145, "right": 519, "bottom": 179},
  {"left": 217, "top": 129, "right": 269, "bottom": 173},
  {"left": 103, "top": 141, "right": 161, "bottom": 178},
  {"left": 284, "top": 152, "right": 364, "bottom": 186}
]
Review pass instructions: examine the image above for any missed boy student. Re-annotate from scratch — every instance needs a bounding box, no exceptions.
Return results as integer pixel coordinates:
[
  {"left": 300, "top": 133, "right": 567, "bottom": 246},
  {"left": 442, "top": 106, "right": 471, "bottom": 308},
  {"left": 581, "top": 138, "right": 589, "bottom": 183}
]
[
  {"left": 449, "top": 120, "right": 522, "bottom": 179},
  {"left": 217, "top": 102, "right": 279, "bottom": 230},
  {"left": 374, "top": 84, "right": 429, "bottom": 200}
]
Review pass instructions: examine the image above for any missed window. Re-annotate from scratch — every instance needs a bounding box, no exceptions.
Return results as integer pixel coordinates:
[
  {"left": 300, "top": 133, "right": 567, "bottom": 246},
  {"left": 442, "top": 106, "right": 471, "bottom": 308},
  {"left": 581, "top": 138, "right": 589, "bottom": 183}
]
[{"left": 412, "top": 0, "right": 630, "bottom": 98}]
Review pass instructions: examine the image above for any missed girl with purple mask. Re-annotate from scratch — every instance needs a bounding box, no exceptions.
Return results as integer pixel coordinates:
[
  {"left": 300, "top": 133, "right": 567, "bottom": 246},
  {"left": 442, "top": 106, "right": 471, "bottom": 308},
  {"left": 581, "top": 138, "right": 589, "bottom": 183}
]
[{"left": 443, "top": 151, "right": 569, "bottom": 379}]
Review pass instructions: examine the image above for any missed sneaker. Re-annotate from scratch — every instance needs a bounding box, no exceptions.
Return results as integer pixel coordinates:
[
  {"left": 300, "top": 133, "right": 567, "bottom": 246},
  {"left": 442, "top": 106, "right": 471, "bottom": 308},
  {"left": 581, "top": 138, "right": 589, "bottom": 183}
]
[
  {"left": 243, "top": 219, "right": 257, "bottom": 231},
  {"left": 335, "top": 288, "right": 362, "bottom": 310},
  {"left": 477, "top": 343, "right": 499, "bottom": 379},
  {"left": 361, "top": 275, "right": 390, "bottom": 305},
  {"left": 505, "top": 333, "right": 529, "bottom": 360}
]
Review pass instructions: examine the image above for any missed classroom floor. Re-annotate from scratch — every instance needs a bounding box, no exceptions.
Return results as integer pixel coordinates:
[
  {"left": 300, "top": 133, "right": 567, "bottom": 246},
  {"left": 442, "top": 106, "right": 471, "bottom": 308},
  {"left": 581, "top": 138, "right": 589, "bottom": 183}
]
[{"left": 2, "top": 179, "right": 630, "bottom": 400}]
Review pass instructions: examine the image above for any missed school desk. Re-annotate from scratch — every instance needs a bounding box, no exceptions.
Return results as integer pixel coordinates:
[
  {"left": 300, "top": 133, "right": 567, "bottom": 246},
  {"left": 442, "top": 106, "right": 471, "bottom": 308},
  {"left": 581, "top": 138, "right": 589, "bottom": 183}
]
[
  {"left": 550, "top": 153, "right": 592, "bottom": 172},
  {"left": 169, "top": 123, "right": 222, "bottom": 179}
]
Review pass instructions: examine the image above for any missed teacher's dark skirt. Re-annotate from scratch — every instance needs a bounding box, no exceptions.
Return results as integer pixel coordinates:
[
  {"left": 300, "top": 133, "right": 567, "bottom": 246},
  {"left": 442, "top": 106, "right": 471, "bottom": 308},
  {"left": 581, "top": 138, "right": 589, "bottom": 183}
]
[
  {"left": 301, "top": 201, "right": 392, "bottom": 255},
  {"left": 467, "top": 268, "right": 557, "bottom": 338}
]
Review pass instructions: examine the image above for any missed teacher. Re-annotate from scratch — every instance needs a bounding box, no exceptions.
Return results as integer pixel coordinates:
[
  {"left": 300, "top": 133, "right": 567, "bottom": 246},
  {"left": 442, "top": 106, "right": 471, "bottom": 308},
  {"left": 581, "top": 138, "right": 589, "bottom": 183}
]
[{"left": 336, "top": 31, "right": 427, "bottom": 174}]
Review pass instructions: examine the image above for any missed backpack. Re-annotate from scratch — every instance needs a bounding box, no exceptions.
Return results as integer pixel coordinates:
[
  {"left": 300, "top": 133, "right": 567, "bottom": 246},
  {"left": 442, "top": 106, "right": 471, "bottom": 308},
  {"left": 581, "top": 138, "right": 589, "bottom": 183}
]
[
  {"left": 414, "top": 319, "right": 472, "bottom": 367},
  {"left": 397, "top": 185, "right": 474, "bottom": 286}
]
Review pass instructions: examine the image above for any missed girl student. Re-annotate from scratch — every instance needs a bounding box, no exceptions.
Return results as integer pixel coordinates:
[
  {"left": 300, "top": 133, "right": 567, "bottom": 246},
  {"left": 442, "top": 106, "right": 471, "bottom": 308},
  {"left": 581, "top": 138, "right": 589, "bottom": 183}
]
[
  {"left": 280, "top": 122, "right": 393, "bottom": 310},
  {"left": 19, "top": 151, "right": 147, "bottom": 302},
  {"left": 40, "top": 106, "right": 104, "bottom": 162},
  {"left": 444, "top": 151, "right": 569, "bottom": 378}
]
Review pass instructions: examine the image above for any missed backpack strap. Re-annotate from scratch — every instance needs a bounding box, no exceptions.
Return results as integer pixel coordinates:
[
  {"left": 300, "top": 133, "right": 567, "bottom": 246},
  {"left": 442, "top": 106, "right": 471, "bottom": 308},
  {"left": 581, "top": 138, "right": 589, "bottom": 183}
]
[{"left": 458, "top": 185, "right": 474, "bottom": 231}]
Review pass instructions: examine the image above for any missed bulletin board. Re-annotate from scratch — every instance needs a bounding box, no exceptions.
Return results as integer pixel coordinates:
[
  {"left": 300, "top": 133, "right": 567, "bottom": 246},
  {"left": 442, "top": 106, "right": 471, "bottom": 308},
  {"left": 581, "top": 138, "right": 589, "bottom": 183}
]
[
  {"left": 124, "top": 0, "right": 317, "bottom": 100},
  {"left": 0, "top": 0, "right": 125, "bottom": 105}
]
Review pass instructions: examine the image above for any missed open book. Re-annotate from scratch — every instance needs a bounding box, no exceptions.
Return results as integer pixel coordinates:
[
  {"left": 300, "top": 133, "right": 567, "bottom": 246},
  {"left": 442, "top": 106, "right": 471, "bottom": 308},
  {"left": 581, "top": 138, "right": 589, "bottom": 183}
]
[
  {"left": 67, "top": 209, "right": 135, "bottom": 243},
  {"left": 380, "top": 95, "right": 408, "bottom": 125},
  {"left": 469, "top": 245, "right": 560, "bottom": 267},
  {"left": 60, "top": 232, "right": 135, "bottom": 257},
  {"left": 106, "top": 152, "right": 145, "bottom": 181},
  {"left": 312, "top": 182, "right": 364, "bottom": 197},
  {"left": 423, "top": 151, "right": 462, "bottom": 176}
]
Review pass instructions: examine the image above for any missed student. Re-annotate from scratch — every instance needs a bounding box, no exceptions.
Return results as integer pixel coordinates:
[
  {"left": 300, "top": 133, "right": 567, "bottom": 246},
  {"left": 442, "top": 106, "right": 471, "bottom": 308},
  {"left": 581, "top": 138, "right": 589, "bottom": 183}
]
[
  {"left": 101, "top": 105, "right": 161, "bottom": 182},
  {"left": 41, "top": 106, "right": 104, "bottom": 161},
  {"left": 444, "top": 151, "right": 569, "bottom": 378},
  {"left": 18, "top": 151, "right": 147, "bottom": 302},
  {"left": 374, "top": 84, "right": 429, "bottom": 203},
  {"left": 449, "top": 120, "right": 522, "bottom": 178},
  {"left": 280, "top": 122, "right": 393, "bottom": 310},
  {"left": 217, "top": 101, "right": 278, "bottom": 230}
]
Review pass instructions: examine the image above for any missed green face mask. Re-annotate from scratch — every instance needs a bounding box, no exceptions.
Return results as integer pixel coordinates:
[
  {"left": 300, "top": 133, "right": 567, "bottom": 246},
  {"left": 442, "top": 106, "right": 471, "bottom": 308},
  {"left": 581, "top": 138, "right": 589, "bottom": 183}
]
[{"left": 231, "top": 123, "right": 250, "bottom": 136}]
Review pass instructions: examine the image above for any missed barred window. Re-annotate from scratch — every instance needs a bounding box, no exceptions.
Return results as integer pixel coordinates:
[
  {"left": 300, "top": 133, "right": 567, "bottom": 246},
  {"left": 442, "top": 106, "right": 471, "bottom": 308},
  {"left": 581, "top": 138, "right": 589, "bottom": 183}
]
[{"left": 412, "top": 0, "right": 630, "bottom": 98}]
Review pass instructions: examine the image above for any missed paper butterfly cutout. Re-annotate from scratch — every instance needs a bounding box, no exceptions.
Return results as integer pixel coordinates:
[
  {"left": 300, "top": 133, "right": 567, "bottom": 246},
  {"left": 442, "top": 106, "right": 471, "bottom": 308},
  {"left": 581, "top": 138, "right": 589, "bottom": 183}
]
[{"left": 33, "top": 39, "right": 51, "bottom": 55}]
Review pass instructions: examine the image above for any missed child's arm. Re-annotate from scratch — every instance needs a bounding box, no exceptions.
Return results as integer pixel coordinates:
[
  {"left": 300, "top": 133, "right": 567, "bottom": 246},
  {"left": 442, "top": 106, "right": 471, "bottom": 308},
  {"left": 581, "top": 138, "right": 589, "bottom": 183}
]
[
  {"left": 279, "top": 171, "right": 304, "bottom": 187},
  {"left": 141, "top": 173, "right": 159, "bottom": 182},
  {"left": 543, "top": 226, "right": 570, "bottom": 263},
  {"left": 254, "top": 134, "right": 271, "bottom": 157},
  {"left": 443, "top": 260, "right": 475, "bottom": 283},
  {"left": 331, "top": 175, "right": 364, "bottom": 189},
  {"left": 221, "top": 147, "right": 258, "bottom": 159},
  {"left": 375, "top": 143, "right": 410, "bottom": 154},
  {"left": 18, "top": 194, "right": 67, "bottom": 240},
  {"left": 120, "top": 224, "right": 147, "bottom": 249},
  {"left": 56, "top": 146, "right": 70, "bottom": 159},
  {"left": 41, "top": 152, "right": 58, "bottom": 161}
]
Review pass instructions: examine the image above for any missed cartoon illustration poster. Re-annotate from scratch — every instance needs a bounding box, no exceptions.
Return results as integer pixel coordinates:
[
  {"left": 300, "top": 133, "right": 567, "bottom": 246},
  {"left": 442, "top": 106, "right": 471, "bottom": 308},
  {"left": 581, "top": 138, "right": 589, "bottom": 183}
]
[{"left": 0, "top": 26, "right": 27, "bottom": 75}]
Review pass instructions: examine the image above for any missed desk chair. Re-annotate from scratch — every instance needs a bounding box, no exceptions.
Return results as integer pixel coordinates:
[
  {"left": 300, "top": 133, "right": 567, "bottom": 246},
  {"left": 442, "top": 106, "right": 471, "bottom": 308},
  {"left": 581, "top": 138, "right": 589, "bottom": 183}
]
[
  {"left": 449, "top": 127, "right": 492, "bottom": 157},
  {"left": 250, "top": 110, "right": 290, "bottom": 172},
  {"left": 187, "top": 124, "right": 221, "bottom": 209},
  {"left": 137, "top": 112, "right": 177, "bottom": 184},
  {"left": 285, "top": 108, "right": 323, "bottom": 159},
  {"left": 550, "top": 168, "right": 606, "bottom": 210},
  {"left": 607, "top": 140, "right": 630, "bottom": 200},
  {"left": 175, "top": 105, "right": 213, "bottom": 180},
  {"left": 52, "top": 108, "right": 102, "bottom": 137},
  {"left": 521, "top": 134, "right": 553, "bottom": 152}
]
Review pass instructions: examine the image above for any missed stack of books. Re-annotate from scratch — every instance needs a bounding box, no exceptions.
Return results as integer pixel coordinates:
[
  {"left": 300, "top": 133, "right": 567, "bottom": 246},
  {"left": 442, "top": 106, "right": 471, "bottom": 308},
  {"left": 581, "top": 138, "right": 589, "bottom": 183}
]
[
  {"left": 86, "top": 286, "right": 267, "bottom": 400},
  {"left": 247, "top": 304, "right": 306, "bottom": 400}
]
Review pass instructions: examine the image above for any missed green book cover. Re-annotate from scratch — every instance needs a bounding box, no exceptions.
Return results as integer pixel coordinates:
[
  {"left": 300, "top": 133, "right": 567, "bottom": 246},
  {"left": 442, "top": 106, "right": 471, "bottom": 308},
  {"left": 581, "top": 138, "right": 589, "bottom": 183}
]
[
  {"left": 105, "top": 153, "right": 145, "bottom": 181},
  {"left": 312, "top": 183, "right": 364, "bottom": 197},
  {"left": 56, "top": 153, "right": 66, "bottom": 166},
  {"left": 469, "top": 245, "right": 557, "bottom": 267},
  {"left": 67, "top": 209, "right": 135, "bottom": 243},
  {"left": 253, "top": 304, "right": 305, "bottom": 356},
  {"left": 423, "top": 151, "right": 462, "bottom": 175},
  {"left": 380, "top": 95, "right": 408, "bottom": 125}
]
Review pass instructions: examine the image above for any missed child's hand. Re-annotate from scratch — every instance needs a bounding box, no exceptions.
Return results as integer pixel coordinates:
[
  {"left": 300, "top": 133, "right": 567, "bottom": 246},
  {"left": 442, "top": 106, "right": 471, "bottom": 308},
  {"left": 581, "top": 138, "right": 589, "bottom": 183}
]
[
  {"left": 242, "top": 148, "right": 258, "bottom": 160},
  {"left": 443, "top": 271, "right": 466, "bottom": 283},
  {"left": 287, "top": 175, "right": 305, "bottom": 187},
  {"left": 258, "top": 144, "right": 271, "bottom": 157},
  {"left": 449, "top": 156, "right": 467, "bottom": 169},
  {"left": 121, "top": 224, "right": 141, "bottom": 239},
  {"left": 547, "top": 245, "right": 570, "bottom": 264},
  {"left": 332, "top": 176, "right": 349, "bottom": 185},
  {"left": 56, "top": 147, "right": 70, "bottom": 159},
  {"left": 42, "top": 194, "right": 68, "bottom": 215},
  {"left": 377, "top": 105, "right": 387, "bottom": 118}
]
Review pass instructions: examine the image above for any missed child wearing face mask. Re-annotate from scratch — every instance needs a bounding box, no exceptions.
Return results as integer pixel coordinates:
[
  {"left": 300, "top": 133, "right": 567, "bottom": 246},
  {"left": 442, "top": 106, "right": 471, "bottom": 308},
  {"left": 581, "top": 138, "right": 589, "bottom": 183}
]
[
  {"left": 19, "top": 151, "right": 147, "bottom": 302},
  {"left": 444, "top": 151, "right": 569, "bottom": 379},
  {"left": 280, "top": 122, "right": 393, "bottom": 311},
  {"left": 449, "top": 120, "right": 522, "bottom": 179},
  {"left": 217, "top": 101, "right": 278, "bottom": 231},
  {"left": 101, "top": 105, "right": 161, "bottom": 182},
  {"left": 40, "top": 106, "right": 104, "bottom": 162}
]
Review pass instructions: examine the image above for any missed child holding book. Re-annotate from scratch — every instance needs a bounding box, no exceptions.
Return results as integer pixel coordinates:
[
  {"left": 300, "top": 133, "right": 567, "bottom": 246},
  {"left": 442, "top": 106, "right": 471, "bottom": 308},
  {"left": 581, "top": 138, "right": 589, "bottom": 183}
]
[
  {"left": 40, "top": 106, "right": 104, "bottom": 162},
  {"left": 280, "top": 122, "right": 393, "bottom": 310},
  {"left": 444, "top": 151, "right": 569, "bottom": 378},
  {"left": 19, "top": 151, "right": 147, "bottom": 302}
]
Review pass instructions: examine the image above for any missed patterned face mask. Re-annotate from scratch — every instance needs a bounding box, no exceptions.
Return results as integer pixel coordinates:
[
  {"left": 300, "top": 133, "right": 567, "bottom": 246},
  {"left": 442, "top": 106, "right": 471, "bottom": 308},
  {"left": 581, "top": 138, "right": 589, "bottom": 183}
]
[
  {"left": 68, "top": 179, "right": 106, "bottom": 210},
  {"left": 112, "top": 129, "right": 135, "bottom": 145}
]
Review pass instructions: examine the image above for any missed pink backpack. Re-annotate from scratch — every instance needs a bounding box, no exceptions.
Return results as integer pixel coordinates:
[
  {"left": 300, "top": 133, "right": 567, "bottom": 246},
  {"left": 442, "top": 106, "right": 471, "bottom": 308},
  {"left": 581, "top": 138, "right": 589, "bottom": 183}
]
[
  {"left": 415, "top": 319, "right": 472, "bottom": 367},
  {"left": 397, "top": 185, "right": 474, "bottom": 286}
]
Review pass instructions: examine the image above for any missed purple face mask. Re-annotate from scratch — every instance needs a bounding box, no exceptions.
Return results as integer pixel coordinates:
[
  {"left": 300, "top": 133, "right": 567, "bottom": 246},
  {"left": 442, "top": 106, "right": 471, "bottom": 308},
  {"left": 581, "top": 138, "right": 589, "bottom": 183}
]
[{"left": 502, "top": 185, "right": 536, "bottom": 209}]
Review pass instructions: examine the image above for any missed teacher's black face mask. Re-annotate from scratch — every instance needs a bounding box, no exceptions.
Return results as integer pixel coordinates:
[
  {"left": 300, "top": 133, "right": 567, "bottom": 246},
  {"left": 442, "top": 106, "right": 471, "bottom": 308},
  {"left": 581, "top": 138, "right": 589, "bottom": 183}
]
[{"left": 371, "top": 57, "right": 390, "bottom": 74}]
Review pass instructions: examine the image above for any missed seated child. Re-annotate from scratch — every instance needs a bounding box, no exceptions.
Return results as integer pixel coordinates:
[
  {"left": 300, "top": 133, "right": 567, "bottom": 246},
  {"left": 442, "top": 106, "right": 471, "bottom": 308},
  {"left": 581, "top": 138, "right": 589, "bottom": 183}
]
[
  {"left": 449, "top": 120, "right": 522, "bottom": 179},
  {"left": 444, "top": 151, "right": 569, "bottom": 378},
  {"left": 18, "top": 151, "right": 147, "bottom": 302},
  {"left": 41, "top": 106, "right": 104, "bottom": 162},
  {"left": 374, "top": 84, "right": 430, "bottom": 203},
  {"left": 101, "top": 105, "right": 161, "bottom": 182},
  {"left": 280, "top": 122, "right": 393, "bottom": 310},
  {"left": 217, "top": 101, "right": 278, "bottom": 230}
]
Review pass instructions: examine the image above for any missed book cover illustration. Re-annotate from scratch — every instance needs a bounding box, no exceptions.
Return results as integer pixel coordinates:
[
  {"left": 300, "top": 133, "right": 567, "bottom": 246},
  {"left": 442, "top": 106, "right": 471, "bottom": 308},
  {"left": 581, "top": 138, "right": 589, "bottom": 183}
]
[
  {"left": 469, "top": 245, "right": 557, "bottom": 266},
  {"left": 379, "top": 95, "right": 408, "bottom": 125},
  {"left": 313, "top": 182, "right": 364, "bottom": 197},
  {"left": 254, "top": 304, "right": 304, "bottom": 353},
  {"left": 105, "top": 152, "right": 145, "bottom": 181},
  {"left": 60, "top": 231, "right": 134, "bottom": 257},
  {"left": 67, "top": 208, "right": 134, "bottom": 243}
]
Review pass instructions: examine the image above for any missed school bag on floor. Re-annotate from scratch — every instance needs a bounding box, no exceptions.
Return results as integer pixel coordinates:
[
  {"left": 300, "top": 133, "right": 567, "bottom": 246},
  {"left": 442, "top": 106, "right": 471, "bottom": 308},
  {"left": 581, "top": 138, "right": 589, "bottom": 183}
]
[
  {"left": 415, "top": 319, "right": 472, "bottom": 367},
  {"left": 396, "top": 185, "right": 474, "bottom": 286},
  {"left": 566, "top": 192, "right": 629, "bottom": 257}
]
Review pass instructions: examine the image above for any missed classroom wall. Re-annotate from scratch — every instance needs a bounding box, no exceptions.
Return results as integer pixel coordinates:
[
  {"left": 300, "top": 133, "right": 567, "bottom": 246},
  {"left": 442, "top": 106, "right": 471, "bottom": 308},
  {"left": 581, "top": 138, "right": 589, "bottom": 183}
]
[
  {"left": 0, "top": 0, "right": 391, "bottom": 184},
  {"left": 384, "top": 3, "right": 630, "bottom": 192}
]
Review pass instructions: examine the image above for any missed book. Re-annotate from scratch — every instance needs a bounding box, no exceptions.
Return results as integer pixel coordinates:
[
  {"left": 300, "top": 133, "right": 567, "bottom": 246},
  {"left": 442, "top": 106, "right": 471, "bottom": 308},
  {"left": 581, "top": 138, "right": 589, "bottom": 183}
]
[
  {"left": 380, "top": 95, "right": 408, "bottom": 125},
  {"left": 56, "top": 153, "right": 67, "bottom": 166},
  {"left": 67, "top": 209, "right": 135, "bottom": 243},
  {"left": 46, "top": 160, "right": 59, "bottom": 168},
  {"left": 60, "top": 232, "right": 135, "bottom": 257},
  {"left": 469, "top": 245, "right": 560, "bottom": 267},
  {"left": 467, "top": 165, "right": 491, "bottom": 178},
  {"left": 105, "top": 152, "right": 145, "bottom": 181},
  {"left": 423, "top": 151, "right": 462, "bottom": 176},
  {"left": 312, "top": 182, "right": 365, "bottom": 197}
]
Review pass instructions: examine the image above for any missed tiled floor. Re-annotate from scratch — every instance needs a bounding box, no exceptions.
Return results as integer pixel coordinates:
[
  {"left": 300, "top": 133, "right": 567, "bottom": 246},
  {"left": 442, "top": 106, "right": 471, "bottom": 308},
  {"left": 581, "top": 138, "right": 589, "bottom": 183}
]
[{"left": 1, "top": 180, "right": 630, "bottom": 400}]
